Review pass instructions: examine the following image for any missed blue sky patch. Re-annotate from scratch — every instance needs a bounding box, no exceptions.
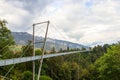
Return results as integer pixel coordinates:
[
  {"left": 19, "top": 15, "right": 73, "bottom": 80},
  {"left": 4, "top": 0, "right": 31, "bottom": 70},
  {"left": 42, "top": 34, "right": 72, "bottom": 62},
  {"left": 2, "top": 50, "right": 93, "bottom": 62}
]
[{"left": 85, "top": 1, "right": 93, "bottom": 8}]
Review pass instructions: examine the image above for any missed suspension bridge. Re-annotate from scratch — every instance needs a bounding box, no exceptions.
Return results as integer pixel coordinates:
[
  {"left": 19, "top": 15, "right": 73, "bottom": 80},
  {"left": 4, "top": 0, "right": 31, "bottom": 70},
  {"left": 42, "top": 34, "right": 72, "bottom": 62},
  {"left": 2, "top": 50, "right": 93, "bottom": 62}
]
[
  {"left": 0, "top": 21, "right": 89, "bottom": 80},
  {"left": 0, "top": 50, "right": 88, "bottom": 67}
]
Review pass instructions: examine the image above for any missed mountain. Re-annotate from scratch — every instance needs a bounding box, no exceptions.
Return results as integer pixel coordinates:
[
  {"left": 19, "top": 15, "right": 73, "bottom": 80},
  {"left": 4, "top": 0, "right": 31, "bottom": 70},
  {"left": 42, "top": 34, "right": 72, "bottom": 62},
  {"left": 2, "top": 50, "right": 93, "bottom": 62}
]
[
  {"left": 12, "top": 32, "right": 88, "bottom": 51},
  {"left": 88, "top": 42, "right": 105, "bottom": 47}
]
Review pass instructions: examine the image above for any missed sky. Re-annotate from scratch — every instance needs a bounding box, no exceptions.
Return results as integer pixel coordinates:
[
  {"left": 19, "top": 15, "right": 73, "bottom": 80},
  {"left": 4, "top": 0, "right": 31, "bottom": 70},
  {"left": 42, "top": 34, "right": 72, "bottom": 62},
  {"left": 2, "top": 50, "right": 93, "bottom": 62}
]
[{"left": 0, "top": 0, "right": 120, "bottom": 46}]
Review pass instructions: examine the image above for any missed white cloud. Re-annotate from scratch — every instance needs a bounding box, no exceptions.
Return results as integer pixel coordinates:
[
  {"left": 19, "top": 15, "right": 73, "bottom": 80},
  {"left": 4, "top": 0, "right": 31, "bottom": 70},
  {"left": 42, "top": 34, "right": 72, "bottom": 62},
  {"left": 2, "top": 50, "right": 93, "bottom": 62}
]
[
  {"left": 0, "top": 0, "right": 120, "bottom": 45},
  {"left": 0, "top": 0, "right": 31, "bottom": 31},
  {"left": 37, "top": 0, "right": 120, "bottom": 45}
]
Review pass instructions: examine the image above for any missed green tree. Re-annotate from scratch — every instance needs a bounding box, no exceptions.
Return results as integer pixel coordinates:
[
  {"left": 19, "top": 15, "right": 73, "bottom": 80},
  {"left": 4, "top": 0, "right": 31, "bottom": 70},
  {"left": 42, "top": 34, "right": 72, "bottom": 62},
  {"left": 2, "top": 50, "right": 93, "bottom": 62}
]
[
  {"left": 67, "top": 46, "right": 69, "bottom": 51},
  {"left": 81, "top": 47, "right": 86, "bottom": 50},
  {"left": 22, "top": 40, "right": 33, "bottom": 57},
  {"left": 44, "top": 56, "right": 64, "bottom": 80},
  {"left": 35, "top": 49, "right": 42, "bottom": 55},
  {"left": 40, "top": 75, "right": 52, "bottom": 80},
  {"left": 50, "top": 47, "right": 56, "bottom": 53},
  {"left": 60, "top": 62, "right": 80, "bottom": 80},
  {"left": 59, "top": 48, "right": 63, "bottom": 52},
  {"left": 0, "top": 19, "right": 15, "bottom": 57},
  {"left": 21, "top": 71, "right": 32, "bottom": 80},
  {"left": 10, "top": 70, "right": 22, "bottom": 80},
  {"left": 21, "top": 40, "right": 33, "bottom": 71},
  {"left": 95, "top": 43, "right": 120, "bottom": 80}
]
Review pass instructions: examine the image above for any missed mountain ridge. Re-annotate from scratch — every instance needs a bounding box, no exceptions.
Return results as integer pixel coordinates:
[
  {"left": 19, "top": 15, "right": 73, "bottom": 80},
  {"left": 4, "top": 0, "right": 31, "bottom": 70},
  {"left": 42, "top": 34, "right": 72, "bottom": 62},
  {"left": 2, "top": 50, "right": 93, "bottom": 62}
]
[{"left": 12, "top": 32, "right": 88, "bottom": 51}]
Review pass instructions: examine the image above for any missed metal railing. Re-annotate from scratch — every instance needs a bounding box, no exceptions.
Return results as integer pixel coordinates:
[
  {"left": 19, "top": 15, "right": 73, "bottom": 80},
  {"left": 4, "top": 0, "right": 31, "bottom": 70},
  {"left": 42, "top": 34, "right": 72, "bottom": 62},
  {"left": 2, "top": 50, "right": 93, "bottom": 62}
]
[{"left": 0, "top": 50, "right": 88, "bottom": 66}]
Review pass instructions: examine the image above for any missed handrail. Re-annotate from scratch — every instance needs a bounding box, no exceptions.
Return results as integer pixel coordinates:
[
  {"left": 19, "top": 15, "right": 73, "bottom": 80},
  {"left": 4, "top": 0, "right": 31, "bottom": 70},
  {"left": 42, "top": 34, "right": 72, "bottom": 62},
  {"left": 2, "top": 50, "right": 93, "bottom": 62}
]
[{"left": 0, "top": 50, "right": 89, "bottom": 66}]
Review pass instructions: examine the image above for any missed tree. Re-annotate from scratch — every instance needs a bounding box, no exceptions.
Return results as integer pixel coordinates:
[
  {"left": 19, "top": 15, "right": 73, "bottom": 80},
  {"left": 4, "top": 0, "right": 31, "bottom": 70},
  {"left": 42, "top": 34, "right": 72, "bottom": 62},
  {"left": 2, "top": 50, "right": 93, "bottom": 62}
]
[
  {"left": 0, "top": 19, "right": 15, "bottom": 56},
  {"left": 67, "top": 46, "right": 69, "bottom": 51},
  {"left": 81, "top": 47, "right": 86, "bottom": 50},
  {"left": 40, "top": 75, "right": 52, "bottom": 80},
  {"left": 22, "top": 40, "right": 33, "bottom": 57},
  {"left": 60, "top": 62, "right": 80, "bottom": 80},
  {"left": 59, "top": 48, "right": 63, "bottom": 52},
  {"left": 35, "top": 49, "right": 42, "bottom": 55},
  {"left": 21, "top": 71, "right": 32, "bottom": 80},
  {"left": 44, "top": 56, "right": 64, "bottom": 80},
  {"left": 10, "top": 70, "right": 22, "bottom": 80},
  {"left": 95, "top": 43, "right": 120, "bottom": 80},
  {"left": 21, "top": 40, "right": 33, "bottom": 71},
  {"left": 50, "top": 47, "right": 56, "bottom": 53}
]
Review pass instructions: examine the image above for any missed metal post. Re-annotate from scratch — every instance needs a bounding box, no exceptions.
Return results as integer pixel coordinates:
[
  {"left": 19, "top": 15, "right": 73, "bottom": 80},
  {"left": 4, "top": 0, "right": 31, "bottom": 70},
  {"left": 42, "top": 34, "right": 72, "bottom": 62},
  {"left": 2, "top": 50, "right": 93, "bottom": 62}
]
[
  {"left": 37, "top": 21, "right": 50, "bottom": 80},
  {"left": 33, "top": 24, "right": 35, "bottom": 80}
]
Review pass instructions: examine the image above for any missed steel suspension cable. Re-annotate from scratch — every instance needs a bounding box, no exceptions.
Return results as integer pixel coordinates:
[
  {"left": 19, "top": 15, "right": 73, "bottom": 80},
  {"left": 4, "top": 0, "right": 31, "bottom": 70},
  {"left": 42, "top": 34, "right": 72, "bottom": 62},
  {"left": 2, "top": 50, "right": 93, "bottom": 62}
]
[{"left": 4, "top": 42, "right": 32, "bottom": 78}]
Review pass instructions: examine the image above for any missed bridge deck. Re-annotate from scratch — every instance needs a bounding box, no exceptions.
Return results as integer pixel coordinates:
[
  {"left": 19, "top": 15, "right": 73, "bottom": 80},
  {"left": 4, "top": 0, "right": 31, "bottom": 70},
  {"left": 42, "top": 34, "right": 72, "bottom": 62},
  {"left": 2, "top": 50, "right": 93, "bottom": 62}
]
[{"left": 0, "top": 51, "right": 88, "bottom": 66}]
